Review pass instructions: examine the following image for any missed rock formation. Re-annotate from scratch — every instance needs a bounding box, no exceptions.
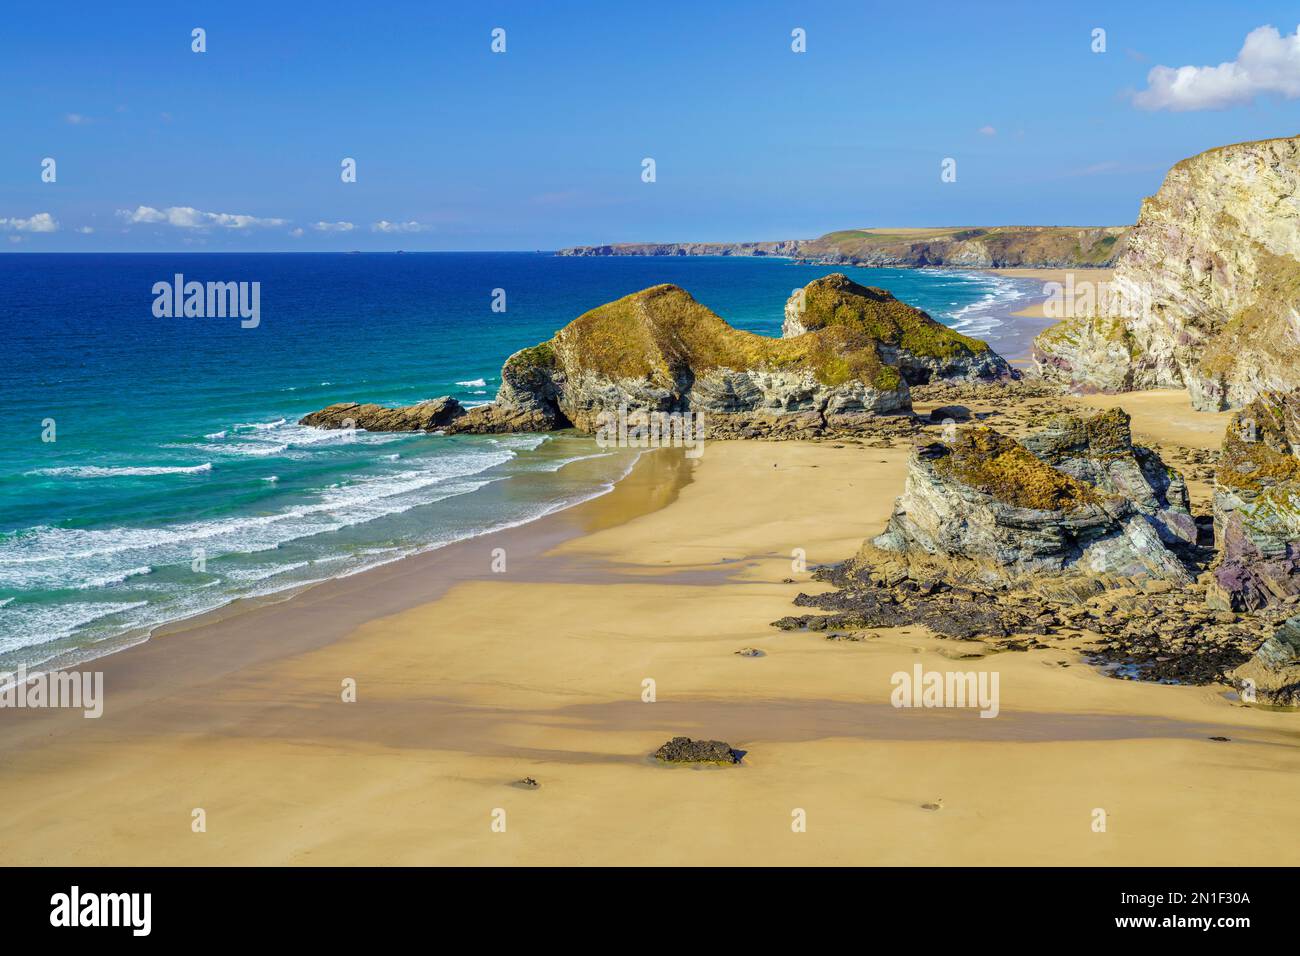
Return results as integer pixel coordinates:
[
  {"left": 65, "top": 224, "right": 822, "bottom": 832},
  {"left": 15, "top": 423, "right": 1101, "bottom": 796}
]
[
  {"left": 653, "top": 737, "right": 741, "bottom": 765},
  {"left": 1209, "top": 391, "right": 1300, "bottom": 611},
  {"left": 872, "top": 412, "right": 1194, "bottom": 592},
  {"left": 1229, "top": 615, "right": 1300, "bottom": 707},
  {"left": 1033, "top": 135, "right": 1300, "bottom": 410},
  {"left": 1019, "top": 408, "right": 1198, "bottom": 548},
  {"left": 782, "top": 273, "right": 1014, "bottom": 383},
  {"left": 299, "top": 397, "right": 465, "bottom": 432},
  {"left": 304, "top": 276, "right": 1012, "bottom": 440}
]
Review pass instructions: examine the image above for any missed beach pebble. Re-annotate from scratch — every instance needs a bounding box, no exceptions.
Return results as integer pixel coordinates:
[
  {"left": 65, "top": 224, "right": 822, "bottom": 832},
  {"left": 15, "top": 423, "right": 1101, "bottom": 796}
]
[{"left": 735, "top": 647, "right": 764, "bottom": 657}]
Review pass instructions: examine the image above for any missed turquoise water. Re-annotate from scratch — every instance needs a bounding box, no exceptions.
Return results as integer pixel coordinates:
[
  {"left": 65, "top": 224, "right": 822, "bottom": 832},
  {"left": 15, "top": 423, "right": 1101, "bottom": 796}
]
[{"left": 0, "top": 253, "right": 1034, "bottom": 669}]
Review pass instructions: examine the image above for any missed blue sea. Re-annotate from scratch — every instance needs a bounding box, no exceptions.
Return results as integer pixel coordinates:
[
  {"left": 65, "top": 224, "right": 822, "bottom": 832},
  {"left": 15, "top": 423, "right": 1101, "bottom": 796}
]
[{"left": 0, "top": 253, "right": 1036, "bottom": 670}]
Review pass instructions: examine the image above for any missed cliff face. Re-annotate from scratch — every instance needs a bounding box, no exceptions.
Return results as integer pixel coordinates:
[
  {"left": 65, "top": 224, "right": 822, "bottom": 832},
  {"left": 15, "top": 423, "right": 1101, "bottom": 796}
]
[
  {"left": 557, "top": 226, "right": 1128, "bottom": 268},
  {"left": 302, "top": 275, "right": 1011, "bottom": 440},
  {"left": 1034, "top": 135, "right": 1300, "bottom": 410}
]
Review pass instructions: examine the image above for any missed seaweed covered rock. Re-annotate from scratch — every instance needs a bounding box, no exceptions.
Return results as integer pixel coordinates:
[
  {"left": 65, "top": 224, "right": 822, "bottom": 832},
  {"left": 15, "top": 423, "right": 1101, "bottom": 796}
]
[
  {"left": 873, "top": 419, "right": 1193, "bottom": 589},
  {"left": 1209, "top": 392, "right": 1300, "bottom": 611},
  {"left": 782, "top": 273, "right": 1016, "bottom": 384},
  {"left": 1230, "top": 615, "right": 1300, "bottom": 707},
  {"left": 653, "top": 737, "right": 741, "bottom": 765},
  {"left": 299, "top": 396, "right": 464, "bottom": 432}
]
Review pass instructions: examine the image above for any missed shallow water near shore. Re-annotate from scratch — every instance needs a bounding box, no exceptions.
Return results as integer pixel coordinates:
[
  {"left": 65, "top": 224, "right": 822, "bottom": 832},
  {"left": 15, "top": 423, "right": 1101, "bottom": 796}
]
[{"left": 0, "top": 252, "right": 1038, "bottom": 670}]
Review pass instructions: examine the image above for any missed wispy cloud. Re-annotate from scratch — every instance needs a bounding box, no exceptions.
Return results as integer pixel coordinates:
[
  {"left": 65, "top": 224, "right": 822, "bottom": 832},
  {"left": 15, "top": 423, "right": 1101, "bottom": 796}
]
[
  {"left": 371, "top": 220, "right": 428, "bottom": 233},
  {"left": 1134, "top": 24, "right": 1300, "bottom": 111},
  {"left": 312, "top": 220, "right": 355, "bottom": 232},
  {"left": 978, "top": 125, "right": 996, "bottom": 136},
  {"left": 64, "top": 113, "right": 91, "bottom": 125},
  {"left": 117, "top": 205, "right": 287, "bottom": 229},
  {"left": 0, "top": 212, "right": 59, "bottom": 233}
]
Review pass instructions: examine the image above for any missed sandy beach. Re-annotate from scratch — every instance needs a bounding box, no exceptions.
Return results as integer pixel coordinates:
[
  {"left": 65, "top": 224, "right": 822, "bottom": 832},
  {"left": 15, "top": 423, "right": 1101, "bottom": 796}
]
[{"left": 1, "top": 388, "right": 1296, "bottom": 867}]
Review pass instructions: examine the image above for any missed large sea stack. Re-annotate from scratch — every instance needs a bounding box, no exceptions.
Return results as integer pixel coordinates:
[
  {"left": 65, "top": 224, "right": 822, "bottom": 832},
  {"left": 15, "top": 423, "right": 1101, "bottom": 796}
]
[{"left": 302, "top": 275, "right": 1013, "bottom": 439}]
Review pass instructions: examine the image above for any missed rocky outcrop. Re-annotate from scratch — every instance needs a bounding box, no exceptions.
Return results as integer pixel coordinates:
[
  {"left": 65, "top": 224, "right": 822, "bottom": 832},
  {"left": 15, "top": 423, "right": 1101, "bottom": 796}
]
[
  {"left": 1230, "top": 615, "right": 1300, "bottom": 707},
  {"left": 443, "top": 276, "right": 1011, "bottom": 438},
  {"left": 299, "top": 397, "right": 465, "bottom": 432},
  {"left": 559, "top": 226, "right": 1129, "bottom": 269},
  {"left": 1020, "top": 408, "right": 1198, "bottom": 548},
  {"left": 302, "top": 277, "right": 1012, "bottom": 440},
  {"left": 776, "top": 548, "right": 1275, "bottom": 684},
  {"left": 653, "top": 737, "right": 741, "bottom": 765},
  {"left": 782, "top": 274, "right": 1014, "bottom": 383},
  {"left": 1033, "top": 135, "right": 1300, "bottom": 410},
  {"left": 1208, "top": 392, "right": 1300, "bottom": 611},
  {"left": 872, "top": 413, "right": 1194, "bottom": 592}
]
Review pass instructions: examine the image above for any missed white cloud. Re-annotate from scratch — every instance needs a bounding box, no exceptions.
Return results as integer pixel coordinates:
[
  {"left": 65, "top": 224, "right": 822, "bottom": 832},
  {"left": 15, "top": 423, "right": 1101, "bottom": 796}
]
[
  {"left": 371, "top": 219, "right": 428, "bottom": 234},
  {"left": 313, "top": 220, "right": 355, "bottom": 232},
  {"left": 1134, "top": 24, "right": 1300, "bottom": 111},
  {"left": 978, "top": 125, "right": 996, "bottom": 136},
  {"left": 289, "top": 227, "right": 305, "bottom": 238},
  {"left": 116, "top": 205, "right": 288, "bottom": 229},
  {"left": 0, "top": 212, "right": 59, "bottom": 233},
  {"left": 64, "top": 113, "right": 90, "bottom": 125},
  {"left": 76, "top": 226, "right": 95, "bottom": 234}
]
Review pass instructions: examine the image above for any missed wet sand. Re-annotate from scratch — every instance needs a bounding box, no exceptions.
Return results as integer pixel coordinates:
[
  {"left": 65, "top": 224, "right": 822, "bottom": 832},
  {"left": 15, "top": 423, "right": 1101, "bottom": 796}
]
[{"left": 1, "top": 396, "right": 1297, "bottom": 866}]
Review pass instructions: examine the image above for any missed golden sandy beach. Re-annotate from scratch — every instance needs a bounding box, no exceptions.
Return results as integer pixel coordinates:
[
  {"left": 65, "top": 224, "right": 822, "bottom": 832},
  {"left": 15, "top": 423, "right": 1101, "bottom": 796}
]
[{"left": 1, "top": 389, "right": 1297, "bottom": 866}]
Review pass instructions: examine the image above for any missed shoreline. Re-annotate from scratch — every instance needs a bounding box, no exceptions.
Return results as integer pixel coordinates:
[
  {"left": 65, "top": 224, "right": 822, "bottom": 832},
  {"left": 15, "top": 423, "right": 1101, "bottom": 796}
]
[{"left": 2, "top": 406, "right": 1297, "bottom": 865}]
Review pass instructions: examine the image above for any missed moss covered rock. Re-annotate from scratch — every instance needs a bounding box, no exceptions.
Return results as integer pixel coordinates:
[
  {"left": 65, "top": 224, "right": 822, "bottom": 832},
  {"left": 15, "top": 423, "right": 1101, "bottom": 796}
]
[
  {"left": 873, "top": 418, "right": 1193, "bottom": 588},
  {"left": 784, "top": 274, "right": 1014, "bottom": 383}
]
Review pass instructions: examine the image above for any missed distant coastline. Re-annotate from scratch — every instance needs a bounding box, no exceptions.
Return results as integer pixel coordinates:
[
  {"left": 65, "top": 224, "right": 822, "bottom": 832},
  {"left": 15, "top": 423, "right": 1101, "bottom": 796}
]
[{"left": 557, "top": 225, "right": 1129, "bottom": 269}]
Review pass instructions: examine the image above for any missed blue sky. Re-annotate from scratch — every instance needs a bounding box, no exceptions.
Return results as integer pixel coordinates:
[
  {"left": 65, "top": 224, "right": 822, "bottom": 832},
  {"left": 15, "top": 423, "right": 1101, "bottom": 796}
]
[{"left": 3, "top": 0, "right": 1299, "bottom": 251}]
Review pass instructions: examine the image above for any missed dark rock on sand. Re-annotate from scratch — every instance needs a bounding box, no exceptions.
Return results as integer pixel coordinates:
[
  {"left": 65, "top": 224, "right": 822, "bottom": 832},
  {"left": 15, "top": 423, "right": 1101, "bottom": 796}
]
[{"left": 653, "top": 736, "right": 741, "bottom": 765}]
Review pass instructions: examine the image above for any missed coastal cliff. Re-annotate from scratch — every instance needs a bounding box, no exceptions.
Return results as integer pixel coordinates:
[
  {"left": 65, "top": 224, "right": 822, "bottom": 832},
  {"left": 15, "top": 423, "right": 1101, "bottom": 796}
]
[
  {"left": 1033, "top": 135, "right": 1300, "bottom": 410},
  {"left": 302, "top": 274, "right": 1012, "bottom": 439},
  {"left": 558, "top": 225, "right": 1128, "bottom": 269}
]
